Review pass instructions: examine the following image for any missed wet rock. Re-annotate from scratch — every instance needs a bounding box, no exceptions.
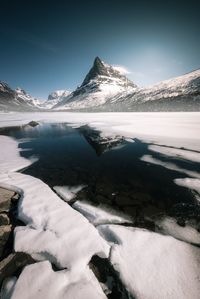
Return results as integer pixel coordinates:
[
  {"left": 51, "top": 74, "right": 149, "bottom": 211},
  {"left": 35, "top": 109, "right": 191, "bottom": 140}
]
[
  {"left": 0, "top": 188, "right": 20, "bottom": 260},
  {"left": 0, "top": 226, "right": 12, "bottom": 258},
  {"left": 1, "top": 276, "right": 17, "bottom": 299},
  {"left": 0, "top": 214, "right": 10, "bottom": 226},
  {"left": 89, "top": 255, "right": 134, "bottom": 299},
  {"left": 176, "top": 218, "right": 186, "bottom": 227},
  {"left": 0, "top": 252, "right": 35, "bottom": 286},
  {"left": 11, "top": 193, "right": 20, "bottom": 204},
  {"left": 0, "top": 189, "right": 14, "bottom": 213},
  {"left": 27, "top": 121, "right": 39, "bottom": 127}
]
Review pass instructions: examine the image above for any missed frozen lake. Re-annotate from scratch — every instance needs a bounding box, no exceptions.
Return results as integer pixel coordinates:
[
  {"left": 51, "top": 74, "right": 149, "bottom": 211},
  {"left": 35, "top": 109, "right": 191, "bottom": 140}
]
[{"left": 1, "top": 121, "right": 199, "bottom": 227}]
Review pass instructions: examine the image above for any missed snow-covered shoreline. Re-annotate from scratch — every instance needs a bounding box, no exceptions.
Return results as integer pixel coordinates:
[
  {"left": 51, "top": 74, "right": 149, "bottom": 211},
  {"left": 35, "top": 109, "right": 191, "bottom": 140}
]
[{"left": 0, "top": 111, "right": 200, "bottom": 149}]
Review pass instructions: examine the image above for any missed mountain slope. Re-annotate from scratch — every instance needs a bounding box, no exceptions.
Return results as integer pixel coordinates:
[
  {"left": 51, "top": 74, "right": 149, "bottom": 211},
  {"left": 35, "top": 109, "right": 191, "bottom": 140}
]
[
  {"left": 0, "top": 82, "right": 42, "bottom": 111},
  {"left": 78, "top": 68, "right": 200, "bottom": 112},
  {"left": 54, "top": 58, "right": 200, "bottom": 112},
  {"left": 54, "top": 57, "right": 137, "bottom": 110},
  {"left": 125, "top": 68, "right": 200, "bottom": 111}
]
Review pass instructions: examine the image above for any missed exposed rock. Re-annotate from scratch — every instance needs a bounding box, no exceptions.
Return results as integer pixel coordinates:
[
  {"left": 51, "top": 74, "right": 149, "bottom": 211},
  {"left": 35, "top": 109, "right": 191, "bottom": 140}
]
[
  {"left": 27, "top": 121, "right": 39, "bottom": 127},
  {"left": 89, "top": 255, "right": 134, "bottom": 299},
  {"left": 0, "top": 189, "right": 14, "bottom": 213},
  {"left": 11, "top": 193, "right": 20, "bottom": 205},
  {"left": 0, "top": 253, "right": 35, "bottom": 286},
  {"left": 0, "top": 276, "right": 17, "bottom": 299},
  {"left": 0, "top": 226, "right": 12, "bottom": 258},
  {"left": 0, "top": 214, "right": 10, "bottom": 226}
]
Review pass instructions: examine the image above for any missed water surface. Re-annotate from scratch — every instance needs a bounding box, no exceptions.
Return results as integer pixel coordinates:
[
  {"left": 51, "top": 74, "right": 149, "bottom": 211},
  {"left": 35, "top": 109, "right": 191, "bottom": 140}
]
[{"left": 1, "top": 122, "right": 199, "bottom": 226}]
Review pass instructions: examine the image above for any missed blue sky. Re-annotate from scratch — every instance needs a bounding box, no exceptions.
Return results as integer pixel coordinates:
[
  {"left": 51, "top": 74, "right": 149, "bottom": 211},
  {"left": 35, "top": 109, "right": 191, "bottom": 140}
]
[{"left": 0, "top": 0, "right": 199, "bottom": 99}]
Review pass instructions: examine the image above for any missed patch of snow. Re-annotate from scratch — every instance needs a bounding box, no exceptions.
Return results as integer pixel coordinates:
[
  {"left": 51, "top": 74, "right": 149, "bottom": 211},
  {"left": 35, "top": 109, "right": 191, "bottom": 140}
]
[
  {"left": 99, "top": 225, "right": 200, "bottom": 299},
  {"left": 73, "top": 200, "right": 133, "bottom": 225},
  {"left": 0, "top": 171, "right": 109, "bottom": 270},
  {"left": 8, "top": 261, "right": 107, "bottom": 299},
  {"left": 0, "top": 136, "right": 33, "bottom": 173},
  {"left": 149, "top": 145, "right": 200, "bottom": 163},
  {"left": 174, "top": 178, "right": 200, "bottom": 197},
  {"left": 140, "top": 155, "right": 200, "bottom": 178},
  {"left": 53, "top": 185, "right": 86, "bottom": 202},
  {"left": 155, "top": 216, "right": 200, "bottom": 245}
]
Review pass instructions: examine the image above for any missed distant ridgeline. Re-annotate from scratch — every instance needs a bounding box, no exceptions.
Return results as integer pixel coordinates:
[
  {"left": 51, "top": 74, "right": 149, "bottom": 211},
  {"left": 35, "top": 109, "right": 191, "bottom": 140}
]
[{"left": 1, "top": 58, "right": 200, "bottom": 112}]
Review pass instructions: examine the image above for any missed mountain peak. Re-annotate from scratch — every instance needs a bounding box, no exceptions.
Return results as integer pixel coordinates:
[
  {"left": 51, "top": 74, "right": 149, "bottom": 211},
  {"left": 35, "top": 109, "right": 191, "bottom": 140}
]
[
  {"left": 81, "top": 56, "right": 108, "bottom": 86},
  {"left": 94, "top": 56, "right": 103, "bottom": 65},
  {"left": 48, "top": 90, "right": 71, "bottom": 101},
  {"left": 81, "top": 56, "right": 137, "bottom": 89}
]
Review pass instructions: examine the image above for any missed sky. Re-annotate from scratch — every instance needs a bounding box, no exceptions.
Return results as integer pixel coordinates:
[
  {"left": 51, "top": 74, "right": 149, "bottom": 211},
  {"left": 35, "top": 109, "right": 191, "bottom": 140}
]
[{"left": 0, "top": 0, "right": 200, "bottom": 99}]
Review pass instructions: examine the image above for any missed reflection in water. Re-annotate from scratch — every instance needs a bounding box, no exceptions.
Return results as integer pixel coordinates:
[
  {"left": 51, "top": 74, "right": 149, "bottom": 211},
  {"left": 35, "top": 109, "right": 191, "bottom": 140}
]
[{"left": 1, "top": 123, "right": 199, "bottom": 226}]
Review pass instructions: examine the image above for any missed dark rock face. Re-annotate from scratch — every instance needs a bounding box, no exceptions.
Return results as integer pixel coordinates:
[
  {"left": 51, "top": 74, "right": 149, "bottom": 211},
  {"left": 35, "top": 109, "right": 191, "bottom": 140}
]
[
  {"left": 81, "top": 57, "right": 111, "bottom": 86},
  {"left": 0, "top": 252, "right": 35, "bottom": 286},
  {"left": 89, "top": 255, "right": 134, "bottom": 299},
  {"left": 0, "top": 188, "right": 35, "bottom": 289},
  {"left": 81, "top": 56, "right": 136, "bottom": 88}
]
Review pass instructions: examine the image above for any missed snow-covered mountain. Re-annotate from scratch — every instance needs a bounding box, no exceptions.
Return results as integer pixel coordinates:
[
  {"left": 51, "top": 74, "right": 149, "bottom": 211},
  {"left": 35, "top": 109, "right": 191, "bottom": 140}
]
[
  {"left": 54, "top": 57, "right": 137, "bottom": 110},
  {"left": 0, "top": 82, "right": 43, "bottom": 112},
  {"left": 54, "top": 58, "right": 200, "bottom": 111},
  {"left": 97, "top": 68, "right": 200, "bottom": 112},
  {"left": 1, "top": 59, "right": 200, "bottom": 112},
  {"left": 44, "top": 90, "right": 71, "bottom": 109},
  {"left": 15, "top": 87, "right": 43, "bottom": 108}
]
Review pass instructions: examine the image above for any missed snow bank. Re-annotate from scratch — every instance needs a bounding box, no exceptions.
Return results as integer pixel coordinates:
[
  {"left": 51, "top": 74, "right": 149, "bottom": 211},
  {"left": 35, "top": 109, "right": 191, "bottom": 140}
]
[
  {"left": 0, "top": 172, "right": 109, "bottom": 270},
  {"left": 175, "top": 178, "right": 200, "bottom": 197},
  {"left": 0, "top": 136, "right": 33, "bottom": 173},
  {"left": 155, "top": 216, "right": 200, "bottom": 245},
  {"left": 53, "top": 185, "right": 86, "bottom": 202},
  {"left": 149, "top": 144, "right": 200, "bottom": 163},
  {"left": 140, "top": 155, "right": 200, "bottom": 178},
  {"left": 73, "top": 200, "right": 133, "bottom": 225},
  {"left": 99, "top": 225, "right": 200, "bottom": 299},
  {"left": 7, "top": 261, "right": 107, "bottom": 299}
]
